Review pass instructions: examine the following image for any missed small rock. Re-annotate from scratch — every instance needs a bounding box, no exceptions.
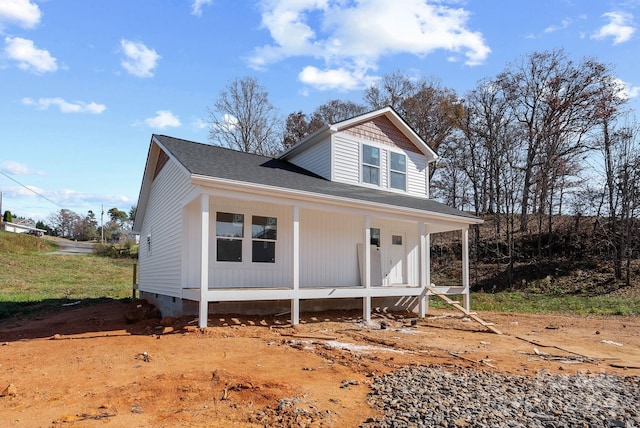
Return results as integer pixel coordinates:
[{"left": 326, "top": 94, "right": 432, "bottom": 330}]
[{"left": 2, "top": 384, "right": 17, "bottom": 397}]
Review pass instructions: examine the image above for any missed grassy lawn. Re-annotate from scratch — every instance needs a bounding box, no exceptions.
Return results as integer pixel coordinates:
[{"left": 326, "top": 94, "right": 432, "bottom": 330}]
[
  {"left": 0, "top": 231, "right": 135, "bottom": 319},
  {"left": 431, "top": 292, "right": 640, "bottom": 317},
  {"left": 2, "top": 231, "right": 639, "bottom": 320}
]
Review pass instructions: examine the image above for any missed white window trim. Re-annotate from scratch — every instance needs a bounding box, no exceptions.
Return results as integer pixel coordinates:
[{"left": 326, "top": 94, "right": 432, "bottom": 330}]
[
  {"left": 388, "top": 151, "right": 407, "bottom": 192},
  {"left": 361, "top": 143, "right": 381, "bottom": 187},
  {"left": 214, "top": 211, "right": 279, "bottom": 268}
]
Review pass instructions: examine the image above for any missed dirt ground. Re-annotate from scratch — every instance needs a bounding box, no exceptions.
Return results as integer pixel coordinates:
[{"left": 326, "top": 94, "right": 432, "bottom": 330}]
[{"left": 0, "top": 300, "right": 638, "bottom": 427}]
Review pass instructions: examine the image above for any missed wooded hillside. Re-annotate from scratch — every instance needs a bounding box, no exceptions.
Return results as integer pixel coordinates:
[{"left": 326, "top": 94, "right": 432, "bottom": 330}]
[{"left": 431, "top": 213, "right": 639, "bottom": 297}]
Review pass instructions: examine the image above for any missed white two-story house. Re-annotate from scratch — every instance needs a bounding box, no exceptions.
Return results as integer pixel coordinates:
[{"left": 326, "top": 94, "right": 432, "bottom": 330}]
[{"left": 133, "top": 107, "right": 482, "bottom": 327}]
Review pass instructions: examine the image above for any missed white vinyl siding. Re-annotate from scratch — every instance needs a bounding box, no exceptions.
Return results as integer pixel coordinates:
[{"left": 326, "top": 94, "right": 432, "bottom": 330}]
[
  {"left": 138, "top": 159, "right": 195, "bottom": 297},
  {"left": 288, "top": 138, "right": 332, "bottom": 179},
  {"left": 407, "top": 151, "right": 428, "bottom": 197},
  {"left": 333, "top": 136, "right": 360, "bottom": 184},
  {"left": 299, "top": 209, "right": 362, "bottom": 286}
]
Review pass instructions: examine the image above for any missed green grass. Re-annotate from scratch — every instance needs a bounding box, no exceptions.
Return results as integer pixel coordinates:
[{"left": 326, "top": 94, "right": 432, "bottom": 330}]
[
  {"left": 429, "top": 292, "right": 640, "bottom": 317},
  {"left": 2, "top": 231, "right": 639, "bottom": 320},
  {"left": 0, "top": 232, "right": 135, "bottom": 319},
  {"left": 0, "top": 230, "right": 58, "bottom": 253}
]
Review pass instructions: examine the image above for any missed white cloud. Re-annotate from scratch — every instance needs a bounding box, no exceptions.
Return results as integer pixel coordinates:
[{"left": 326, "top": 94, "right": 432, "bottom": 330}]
[
  {"left": 144, "top": 110, "right": 181, "bottom": 129},
  {"left": 191, "top": 0, "right": 213, "bottom": 16},
  {"left": 191, "top": 117, "right": 208, "bottom": 130},
  {"left": 591, "top": 11, "right": 636, "bottom": 44},
  {"left": 4, "top": 36, "right": 57, "bottom": 73},
  {"left": 120, "top": 39, "right": 160, "bottom": 78},
  {"left": 21, "top": 97, "right": 106, "bottom": 114},
  {"left": 612, "top": 77, "right": 640, "bottom": 100},
  {"left": 0, "top": 184, "right": 45, "bottom": 198},
  {"left": 544, "top": 18, "right": 571, "bottom": 34},
  {"left": 54, "top": 189, "right": 129, "bottom": 205},
  {"left": 299, "top": 65, "right": 376, "bottom": 91},
  {"left": 1, "top": 160, "right": 42, "bottom": 175},
  {"left": 0, "top": 0, "right": 41, "bottom": 30},
  {"left": 249, "top": 0, "right": 490, "bottom": 91},
  {"left": 215, "top": 113, "right": 238, "bottom": 132}
]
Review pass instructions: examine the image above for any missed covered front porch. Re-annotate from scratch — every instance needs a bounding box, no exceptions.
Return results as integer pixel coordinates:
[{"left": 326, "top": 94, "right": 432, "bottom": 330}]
[{"left": 181, "top": 189, "right": 476, "bottom": 328}]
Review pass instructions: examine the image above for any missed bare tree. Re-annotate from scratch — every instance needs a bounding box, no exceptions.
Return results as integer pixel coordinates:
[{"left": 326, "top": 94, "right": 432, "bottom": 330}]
[
  {"left": 48, "top": 209, "right": 81, "bottom": 239},
  {"left": 283, "top": 100, "right": 367, "bottom": 148},
  {"left": 598, "top": 118, "right": 640, "bottom": 284},
  {"left": 497, "top": 49, "right": 616, "bottom": 234},
  {"left": 364, "top": 70, "right": 416, "bottom": 109},
  {"left": 208, "top": 76, "right": 283, "bottom": 156},
  {"left": 311, "top": 99, "right": 367, "bottom": 124},
  {"left": 283, "top": 111, "right": 309, "bottom": 149},
  {"left": 364, "top": 72, "right": 462, "bottom": 155},
  {"left": 455, "top": 79, "right": 526, "bottom": 287}
]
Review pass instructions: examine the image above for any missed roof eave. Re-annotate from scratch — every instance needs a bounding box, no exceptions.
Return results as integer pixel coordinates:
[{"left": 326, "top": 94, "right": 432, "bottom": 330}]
[{"left": 190, "top": 174, "right": 482, "bottom": 226}]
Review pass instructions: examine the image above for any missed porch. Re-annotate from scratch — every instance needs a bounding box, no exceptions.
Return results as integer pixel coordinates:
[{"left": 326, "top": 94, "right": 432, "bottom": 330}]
[{"left": 183, "top": 192, "right": 475, "bottom": 328}]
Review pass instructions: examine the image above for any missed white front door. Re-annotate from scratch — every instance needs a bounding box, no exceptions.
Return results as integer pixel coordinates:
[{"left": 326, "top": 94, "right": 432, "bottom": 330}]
[{"left": 388, "top": 233, "right": 405, "bottom": 285}]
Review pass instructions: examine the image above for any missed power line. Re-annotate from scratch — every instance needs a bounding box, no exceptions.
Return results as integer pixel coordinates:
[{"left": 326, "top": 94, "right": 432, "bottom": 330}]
[{"left": 0, "top": 169, "right": 65, "bottom": 209}]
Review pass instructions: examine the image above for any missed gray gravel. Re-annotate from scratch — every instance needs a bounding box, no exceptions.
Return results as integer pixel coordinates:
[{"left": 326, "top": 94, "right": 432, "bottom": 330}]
[{"left": 361, "top": 366, "right": 640, "bottom": 428}]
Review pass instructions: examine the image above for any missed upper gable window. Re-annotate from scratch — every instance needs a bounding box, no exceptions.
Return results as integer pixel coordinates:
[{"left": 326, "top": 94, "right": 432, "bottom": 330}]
[
  {"left": 389, "top": 152, "right": 407, "bottom": 191},
  {"left": 362, "top": 144, "right": 380, "bottom": 186}
]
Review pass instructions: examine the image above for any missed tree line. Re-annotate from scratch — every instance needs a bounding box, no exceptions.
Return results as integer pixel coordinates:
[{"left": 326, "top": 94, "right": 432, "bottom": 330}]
[
  {"left": 42, "top": 206, "right": 136, "bottom": 242},
  {"left": 208, "top": 48, "right": 639, "bottom": 290}
]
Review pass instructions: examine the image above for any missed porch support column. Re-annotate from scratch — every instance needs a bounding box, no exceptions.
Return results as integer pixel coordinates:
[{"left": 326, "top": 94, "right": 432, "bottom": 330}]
[
  {"left": 461, "top": 226, "right": 470, "bottom": 311},
  {"left": 418, "top": 223, "right": 430, "bottom": 318},
  {"left": 198, "top": 194, "right": 210, "bottom": 328},
  {"left": 363, "top": 215, "right": 371, "bottom": 323},
  {"left": 291, "top": 205, "right": 300, "bottom": 325}
]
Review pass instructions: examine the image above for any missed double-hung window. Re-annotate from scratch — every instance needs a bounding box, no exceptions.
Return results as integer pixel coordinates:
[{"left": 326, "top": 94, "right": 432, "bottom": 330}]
[
  {"left": 362, "top": 144, "right": 380, "bottom": 186},
  {"left": 216, "top": 212, "right": 244, "bottom": 262},
  {"left": 389, "top": 152, "right": 407, "bottom": 191},
  {"left": 252, "top": 216, "right": 277, "bottom": 263},
  {"left": 216, "top": 213, "right": 278, "bottom": 263}
]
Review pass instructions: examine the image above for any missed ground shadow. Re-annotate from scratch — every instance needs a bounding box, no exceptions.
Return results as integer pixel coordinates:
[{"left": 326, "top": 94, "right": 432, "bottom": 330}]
[
  {"left": 0, "top": 299, "right": 418, "bottom": 342},
  {"left": 0, "top": 298, "right": 147, "bottom": 342}
]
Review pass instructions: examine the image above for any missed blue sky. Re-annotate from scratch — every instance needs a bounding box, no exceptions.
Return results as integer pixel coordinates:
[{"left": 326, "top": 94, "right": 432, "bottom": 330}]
[{"left": 1, "top": 0, "right": 638, "bottom": 222}]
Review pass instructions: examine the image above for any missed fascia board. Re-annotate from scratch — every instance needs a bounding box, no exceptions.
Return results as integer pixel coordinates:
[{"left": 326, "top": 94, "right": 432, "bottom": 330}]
[
  {"left": 133, "top": 136, "right": 194, "bottom": 232},
  {"left": 277, "top": 124, "right": 332, "bottom": 159}
]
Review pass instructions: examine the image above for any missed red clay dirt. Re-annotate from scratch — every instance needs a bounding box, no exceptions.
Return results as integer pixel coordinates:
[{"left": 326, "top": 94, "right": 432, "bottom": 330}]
[{"left": 0, "top": 300, "right": 638, "bottom": 427}]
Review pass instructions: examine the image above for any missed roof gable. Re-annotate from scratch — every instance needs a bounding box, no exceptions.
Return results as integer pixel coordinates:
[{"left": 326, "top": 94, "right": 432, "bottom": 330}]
[
  {"left": 279, "top": 107, "right": 437, "bottom": 161},
  {"left": 341, "top": 115, "right": 422, "bottom": 154}
]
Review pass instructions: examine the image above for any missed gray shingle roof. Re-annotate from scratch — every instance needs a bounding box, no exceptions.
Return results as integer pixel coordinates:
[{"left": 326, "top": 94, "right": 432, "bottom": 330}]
[{"left": 154, "top": 134, "right": 479, "bottom": 221}]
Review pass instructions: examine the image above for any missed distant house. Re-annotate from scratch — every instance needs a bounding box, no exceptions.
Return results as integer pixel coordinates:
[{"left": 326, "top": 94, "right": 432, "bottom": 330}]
[
  {"left": 133, "top": 107, "right": 482, "bottom": 327},
  {"left": 1, "top": 218, "right": 46, "bottom": 237}
]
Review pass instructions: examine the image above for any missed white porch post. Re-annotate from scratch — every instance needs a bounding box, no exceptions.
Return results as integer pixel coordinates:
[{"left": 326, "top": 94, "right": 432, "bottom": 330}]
[
  {"left": 198, "top": 194, "right": 210, "bottom": 328},
  {"left": 363, "top": 215, "right": 371, "bottom": 322},
  {"left": 461, "top": 226, "right": 470, "bottom": 311},
  {"left": 418, "top": 223, "right": 430, "bottom": 318},
  {"left": 425, "top": 232, "right": 431, "bottom": 313},
  {"left": 291, "top": 205, "right": 300, "bottom": 325}
]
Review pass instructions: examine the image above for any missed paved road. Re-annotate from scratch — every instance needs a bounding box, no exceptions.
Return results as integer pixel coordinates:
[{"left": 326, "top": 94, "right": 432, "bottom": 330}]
[{"left": 48, "top": 239, "right": 95, "bottom": 255}]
